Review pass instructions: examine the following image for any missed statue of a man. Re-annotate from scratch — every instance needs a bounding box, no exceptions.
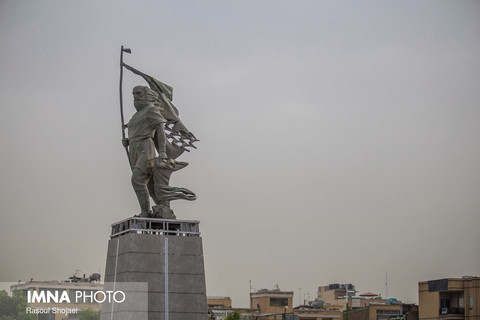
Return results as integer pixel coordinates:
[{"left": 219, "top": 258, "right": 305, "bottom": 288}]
[
  {"left": 122, "top": 86, "right": 168, "bottom": 216},
  {"left": 123, "top": 85, "right": 196, "bottom": 219}
]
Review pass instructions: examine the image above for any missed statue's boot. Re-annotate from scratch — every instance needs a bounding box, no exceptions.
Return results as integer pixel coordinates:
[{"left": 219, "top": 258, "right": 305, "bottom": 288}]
[
  {"left": 136, "top": 190, "right": 152, "bottom": 217},
  {"left": 152, "top": 204, "right": 176, "bottom": 219}
]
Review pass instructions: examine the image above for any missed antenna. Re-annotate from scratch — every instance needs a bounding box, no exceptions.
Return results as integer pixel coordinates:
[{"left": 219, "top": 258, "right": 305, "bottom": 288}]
[{"left": 385, "top": 268, "right": 388, "bottom": 299}]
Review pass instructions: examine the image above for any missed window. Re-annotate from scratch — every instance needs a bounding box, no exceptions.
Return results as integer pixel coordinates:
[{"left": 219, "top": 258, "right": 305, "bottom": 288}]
[
  {"left": 469, "top": 295, "right": 473, "bottom": 308},
  {"left": 270, "top": 298, "right": 288, "bottom": 306},
  {"left": 440, "top": 298, "right": 451, "bottom": 309}
]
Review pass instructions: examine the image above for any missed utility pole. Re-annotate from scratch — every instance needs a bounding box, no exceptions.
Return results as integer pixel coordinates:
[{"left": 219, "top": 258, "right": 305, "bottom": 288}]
[
  {"left": 385, "top": 268, "right": 388, "bottom": 299},
  {"left": 345, "top": 284, "right": 350, "bottom": 320}
]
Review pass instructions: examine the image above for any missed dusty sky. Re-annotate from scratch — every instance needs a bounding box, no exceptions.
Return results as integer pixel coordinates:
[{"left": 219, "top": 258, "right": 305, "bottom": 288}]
[{"left": 0, "top": 0, "right": 479, "bottom": 308}]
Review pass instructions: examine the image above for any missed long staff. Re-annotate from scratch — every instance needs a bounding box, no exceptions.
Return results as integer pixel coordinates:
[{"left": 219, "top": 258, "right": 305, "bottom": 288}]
[{"left": 119, "top": 45, "right": 131, "bottom": 159}]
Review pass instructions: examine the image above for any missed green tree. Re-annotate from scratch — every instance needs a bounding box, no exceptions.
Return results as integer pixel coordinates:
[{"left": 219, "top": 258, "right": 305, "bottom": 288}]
[
  {"left": 0, "top": 290, "right": 37, "bottom": 320},
  {"left": 78, "top": 308, "right": 100, "bottom": 320},
  {"left": 226, "top": 311, "right": 245, "bottom": 320}
]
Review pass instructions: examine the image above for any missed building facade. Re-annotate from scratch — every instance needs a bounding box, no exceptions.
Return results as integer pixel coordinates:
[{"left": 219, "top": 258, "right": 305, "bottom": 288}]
[
  {"left": 346, "top": 304, "right": 404, "bottom": 320},
  {"left": 418, "top": 276, "right": 479, "bottom": 320},
  {"left": 318, "top": 284, "right": 356, "bottom": 311},
  {"left": 251, "top": 288, "right": 294, "bottom": 319},
  {"left": 208, "top": 296, "right": 233, "bottom": 309}
]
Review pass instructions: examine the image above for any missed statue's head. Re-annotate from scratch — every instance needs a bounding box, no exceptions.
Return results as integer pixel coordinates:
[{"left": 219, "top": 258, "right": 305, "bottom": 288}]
[{"left": 133, "top": 86, "right": 158, "bottom": 110}]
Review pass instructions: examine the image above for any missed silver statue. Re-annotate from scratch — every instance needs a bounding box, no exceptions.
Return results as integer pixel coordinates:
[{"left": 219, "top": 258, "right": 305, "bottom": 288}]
[{"left": 121, "top": 61, "right": 198, "bottom": 219}]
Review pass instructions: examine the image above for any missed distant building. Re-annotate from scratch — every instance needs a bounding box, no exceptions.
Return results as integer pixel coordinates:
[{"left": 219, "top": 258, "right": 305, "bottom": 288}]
[
  {"left": 346, "top": 304, "right": 405, "bottom": 320},
  {"left": 208, "top": 296, "right": 232, "bottom": 308},
  {"left": 349, "top": 296, "right": 392, "bottom": 310},
  {"left": 293, "top": 305, "right": 343, "bottom": 320},
  {"left": 403, "top": 304, "right": 420, "bottom": 320},
  {"left": 207, "top": 295, "right": 258, "bottom": 319},
  {"left": 318, "top": 284, "right": 356, "bottom": 310},
  {"left": 249, "top": 286, "right": 345, "bottom": 320},
  {"left": 10, "top": 278, "right": 103, "bottom": 320},
  {"left": 318, "top": 284, "right": 391, "bottom": 311},
  {"left": 250, "top": 287, "right": 294, "bottom": 319},
  {"left": 418, "top": 276, "right": 479, "bottom": 320},
  {"left": 208, "top": 282, "right": 416, "bottom": 320}
]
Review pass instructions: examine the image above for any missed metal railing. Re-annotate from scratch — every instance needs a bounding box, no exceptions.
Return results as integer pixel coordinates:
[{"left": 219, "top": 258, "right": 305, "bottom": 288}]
[
  {"left": 111, "top": 217, "right": 200, "bottom": 238},
  {"left": 440, "top": 307, "right": 464, "bottom": 315}
]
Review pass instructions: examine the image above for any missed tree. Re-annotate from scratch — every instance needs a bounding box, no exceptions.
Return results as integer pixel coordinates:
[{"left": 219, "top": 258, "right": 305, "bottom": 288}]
[
  {"left": 78, "top": 309, "right": 100, "bottom": 320},
  {"left": 0, "top": 290, "right": 37, "bottom": 320},
  {"left": 226, "top": 311, "right": 245, "bottom": 320}
]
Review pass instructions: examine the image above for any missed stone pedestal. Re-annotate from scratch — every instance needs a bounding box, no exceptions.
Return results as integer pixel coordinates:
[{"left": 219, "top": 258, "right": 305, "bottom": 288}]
[{"left": 100, "top": 217, "right": 208, "bottom": 320}]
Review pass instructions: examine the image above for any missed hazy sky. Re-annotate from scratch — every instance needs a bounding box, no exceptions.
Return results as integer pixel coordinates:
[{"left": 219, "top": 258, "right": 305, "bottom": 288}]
[{"left": 0, "top": 0, "right": 479, "bottom": 308}]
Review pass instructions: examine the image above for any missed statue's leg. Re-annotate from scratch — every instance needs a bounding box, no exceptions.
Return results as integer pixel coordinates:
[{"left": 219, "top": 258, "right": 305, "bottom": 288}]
[
  {"left": 131, "top": 155, "right": 152, "bottom": 216},
  {"left": 147, "top": 178, "right": 159, "bottom": 205},
  {"left": 151, "top": 165, "right": 175, "bottom": 219}
]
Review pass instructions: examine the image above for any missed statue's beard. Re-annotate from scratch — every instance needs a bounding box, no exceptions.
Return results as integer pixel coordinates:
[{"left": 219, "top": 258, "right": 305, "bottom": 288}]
[{"left": 134, "top": 99, "right": 151, "bottom": 110}]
